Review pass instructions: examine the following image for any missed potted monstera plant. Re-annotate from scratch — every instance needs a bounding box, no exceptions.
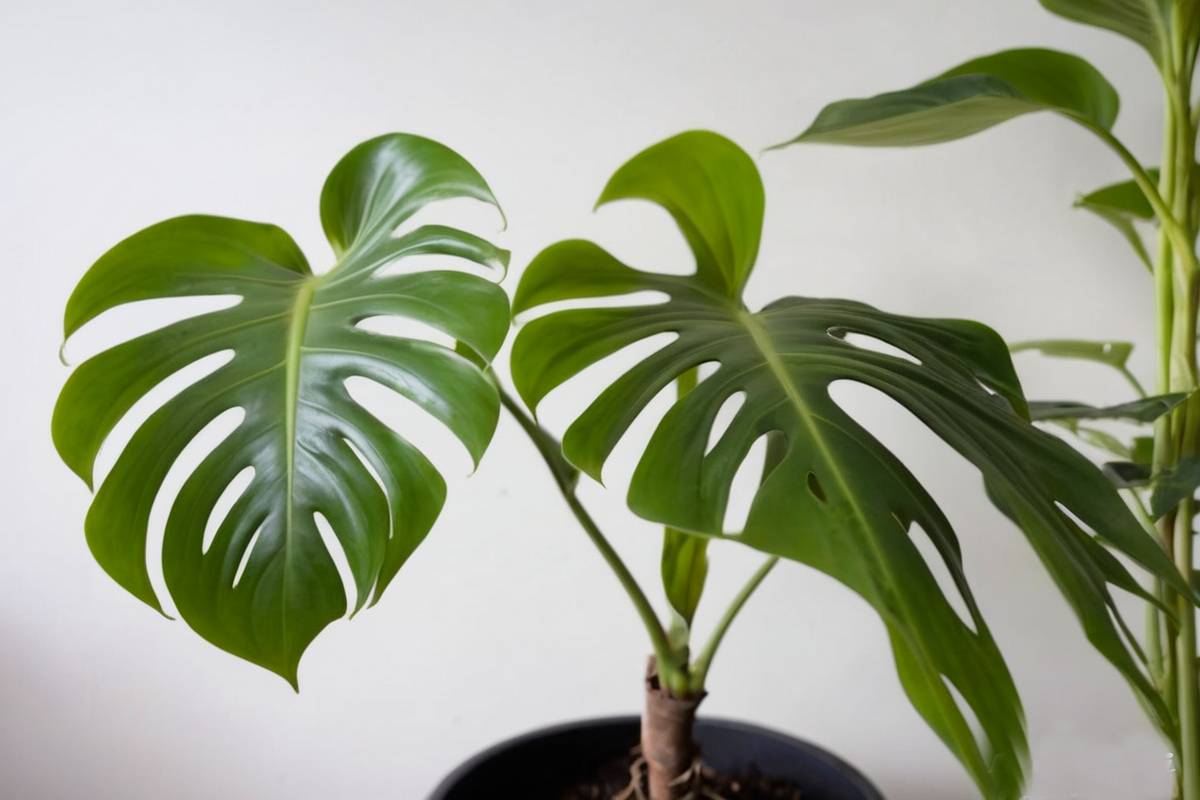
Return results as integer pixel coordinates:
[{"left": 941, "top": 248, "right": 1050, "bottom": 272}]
[
  {"left": 774, "top": 1, "right": 1200, "bottom": 797},
  {"left": 53, "top": 129, "right": 1190, "bottom": 797}
]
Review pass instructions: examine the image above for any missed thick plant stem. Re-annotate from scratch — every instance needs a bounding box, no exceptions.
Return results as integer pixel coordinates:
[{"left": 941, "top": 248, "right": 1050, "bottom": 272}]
[
  {"left": 1153, "top": 20, "right": 1200, "bottom": 794},
  {"left": 497, "top": 388, "right": 684, "bottom": 692},
  {"left": 642, "top": 657, "right": 704, "bottom": 800}
]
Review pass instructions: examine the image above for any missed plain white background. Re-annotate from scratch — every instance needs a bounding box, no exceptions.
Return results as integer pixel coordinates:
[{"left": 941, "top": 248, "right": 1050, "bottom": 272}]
[{"left": 0, "top": 1, "right": 1180, "bottom": 797}]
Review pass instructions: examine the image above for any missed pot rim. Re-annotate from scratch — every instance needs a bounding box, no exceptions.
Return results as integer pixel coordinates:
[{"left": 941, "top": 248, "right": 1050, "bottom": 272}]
[{"left": 429, "top": 714, "right": 884, "bottom": 800}]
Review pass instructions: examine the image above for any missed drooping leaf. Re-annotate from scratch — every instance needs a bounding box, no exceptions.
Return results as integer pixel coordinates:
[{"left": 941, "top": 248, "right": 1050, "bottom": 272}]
[
  {"left": 1075, "top": 169, "right": 1162, "bottom": 271},
  {"left": 1150, "top": 456, "right": 1200, "bottom": 518},
  {"left": 1040, "top": 0, "right": 1170, "bottom": 65},
  {"left": 54, "top": 134, "right": 509, "bottom": 686},
  {"left": 512, "top": 131, "right": 1188, "bottom": 797},
  {"left": 774, "top": 49, "right": 1118, "bottom": 149},
  {"left": 1079, "top": 170, "right": 1159, "bottom": 222},
  {"left": 1029, "top": 393, "right": 1188, "bottom": 423},
  {"left": 1010, "top": 338, "right": 1146, "bottom": 396},
  {"left": 1011, "top": 338, "right": 1134, "bottom": 368}
]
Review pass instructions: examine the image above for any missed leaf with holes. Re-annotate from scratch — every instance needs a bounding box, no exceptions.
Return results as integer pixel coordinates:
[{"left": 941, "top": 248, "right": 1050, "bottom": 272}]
[
  {"left": 53, "top": 133, "right": 510, "bottom": 686},
  {"left": 511, "top": 130, "right": 1190, "bottom": 798}
]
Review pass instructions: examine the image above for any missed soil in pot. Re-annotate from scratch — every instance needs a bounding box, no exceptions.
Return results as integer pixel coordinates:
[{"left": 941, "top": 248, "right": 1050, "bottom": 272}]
[
  {"left": 559, "top": 747, "right": 804, "bottom": 799},
  {"left": 428, "top": 716, "right": 882, "bottom": 800}
]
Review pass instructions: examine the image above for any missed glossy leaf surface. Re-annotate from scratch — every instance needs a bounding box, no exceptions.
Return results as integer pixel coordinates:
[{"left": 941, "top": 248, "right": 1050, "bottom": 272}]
[
  {"left": 776, "top": 49, "right": 1118, "bottom": 149},
  {"left": 512, "top": 130, "right": 1187, "bottom": 797},
  {"left": 54, "top": 134, "right": 509, "bottom": 685}
]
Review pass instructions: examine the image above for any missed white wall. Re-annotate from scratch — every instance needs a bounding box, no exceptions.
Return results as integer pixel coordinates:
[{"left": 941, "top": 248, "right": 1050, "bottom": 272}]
[{"left": 0, "top": 1, "right": 1173, "bottom": 798}]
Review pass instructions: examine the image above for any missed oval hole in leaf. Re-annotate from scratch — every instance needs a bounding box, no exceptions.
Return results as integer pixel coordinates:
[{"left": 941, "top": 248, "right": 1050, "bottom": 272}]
[
  {"left": 62, "top": 295, "right": 241, "bottom": 364},
  {"left": 344, "top": 375, "right": 474, "bottom": 478},
  {"left": 148, "top": 405, "right": 246, "bottom": 615},
  {"left": 513, "top": 289, "right": 670, "bottom": 318},
  {"left": 231, "top": 522, "right": 264, "bottom": 589},
  {"left": 92, "top": 350, "right": 236, "bottom": 486},
  {"left": 837, "top": 331, "right": 922, "bottom": 365},
  {"left": 313, "top": 511, "right": 358, "bottom": 618},
  {"left": 723, "top": 433, "right": 770, "bottom": 534},
  {"left": 910, "top": 520, "right": 977, "bottom": 635},
  {"left": 705, "top": 388, "right": 746, "bottom": 456},
  {"left": 532, "top": 331, "right": 680, "bottom": 449},
  {"left": 806, "top": 471, "right": 827, "bottom": 503},
  {"left": 202, "top": 466, "right": 255, "bottom": 554},
  {"left": 355, "top": 315, "right": 455, "bottom": 349}
]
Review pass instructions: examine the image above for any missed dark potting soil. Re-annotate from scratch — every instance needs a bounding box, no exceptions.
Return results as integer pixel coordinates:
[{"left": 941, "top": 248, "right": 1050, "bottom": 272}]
[{"left": 558, "top": 751, "right": 804, "bottom": 800}]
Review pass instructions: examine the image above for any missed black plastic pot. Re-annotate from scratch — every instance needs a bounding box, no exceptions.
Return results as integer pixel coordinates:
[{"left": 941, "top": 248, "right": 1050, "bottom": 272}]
[{"left": 429, "top": 715, "right": 884, "bottom": 799}]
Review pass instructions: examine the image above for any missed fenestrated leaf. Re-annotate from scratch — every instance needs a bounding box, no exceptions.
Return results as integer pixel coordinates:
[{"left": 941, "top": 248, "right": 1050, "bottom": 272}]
[
  {"left": 512, "top": 130, "right": 1189, "bottom": 797},
  {"left": 1029, "top": 393, "right": 1188, "bottom": 423},
  {"left": 1151, "top": 456, "right": 1200, "bottom": 518},
  {"left": 53, "top": 133, "right": 509, "bottom": 687},
  {"left": 1040, "top": 0, "right": 1170, "bottom": 65},
  {"left": 774, "top": 49, "right": 1118, "bottom": 149}
]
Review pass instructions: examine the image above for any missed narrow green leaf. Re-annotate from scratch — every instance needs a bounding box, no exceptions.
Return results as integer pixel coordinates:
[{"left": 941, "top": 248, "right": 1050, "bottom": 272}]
[
  {"left": 1029, "top": 393, "right": 1187, "bottom": 423},
  {"left": 1040, "top": 0, "right": 1169, "bottom": 65},
  {"left": 1010, "top": 338, "right": 1146, "bottom": 396},
  {"left": 1150, "top": 456, "right": 1200, "bottom": 518},
  {"left": 1010, "top": 339, "right": 1134, "bottom": 369},
  {"left": 775, "top": 49, "right": 1118, "bottom": 149},
  {"left": 1079, "top": 170, "right": 1159, "bottom": 222},
  {"left": 54, "top": 134, "right": 509, "bottom": 686}
]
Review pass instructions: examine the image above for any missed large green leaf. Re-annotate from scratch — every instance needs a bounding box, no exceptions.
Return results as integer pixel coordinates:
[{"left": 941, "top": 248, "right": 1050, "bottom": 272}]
[
  {"left": 1040, "top": 0, "right": 1170, "bottom": 65},
  {"left": 512, "top": 131, "right": 1189, "bottom": 797},
  {"left": 53, "top": 133, "right": 509, "bottom": 686},
  {"left": 775, "top": 48, "right": 1118, "bottom": 148}
]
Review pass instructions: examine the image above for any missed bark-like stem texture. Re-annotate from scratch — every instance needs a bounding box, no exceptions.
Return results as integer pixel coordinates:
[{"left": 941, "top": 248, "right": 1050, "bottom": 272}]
[{"left": 641, "top": 657, "right": 705, "bottom": 800}]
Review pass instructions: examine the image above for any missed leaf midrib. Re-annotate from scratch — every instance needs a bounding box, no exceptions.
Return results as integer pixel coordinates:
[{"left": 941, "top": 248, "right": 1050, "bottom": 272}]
[
  {"left": 736, "top": 308, "right": 988, "bottom": 777},
  {"left": 281, "top": 276, "right": 318, "bottom": 666}
]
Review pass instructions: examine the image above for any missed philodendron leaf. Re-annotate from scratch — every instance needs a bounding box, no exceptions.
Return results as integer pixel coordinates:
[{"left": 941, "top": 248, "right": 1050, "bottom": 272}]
[
  {"left": 775, "top": 49, "right": 1118, "bottom": 149},
  {"left": 1040, "top": 0, "right": 1169, "bottom": 65},
  {"left": 1029, "top": 393, "right": 1188, "bottom": 423},
  {"left": 512, "top": 131, "right": 1188, "bottom": 797},
  {"left": 53, "top": 134, "right": 509, "bottom": 686},
  {"left": 1150, "top": 457, "right": 1200, "bottom": 518}
]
